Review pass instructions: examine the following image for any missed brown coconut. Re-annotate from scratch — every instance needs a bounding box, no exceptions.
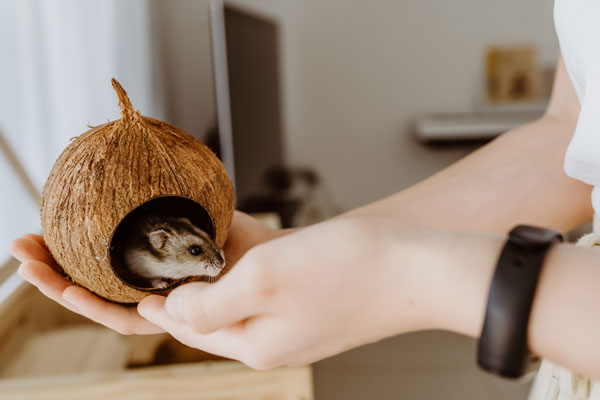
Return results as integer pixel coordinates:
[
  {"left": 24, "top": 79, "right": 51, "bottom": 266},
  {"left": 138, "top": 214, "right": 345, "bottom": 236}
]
[{"left": 40, "top": 79, "right": 235, "bottom": 304}]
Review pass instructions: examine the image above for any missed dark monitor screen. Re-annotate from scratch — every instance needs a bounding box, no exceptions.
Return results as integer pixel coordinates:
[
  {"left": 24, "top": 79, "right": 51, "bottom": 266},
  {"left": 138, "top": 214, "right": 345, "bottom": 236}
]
[{"left": 222, "top": 4, "right": 284, "bottom": 204}]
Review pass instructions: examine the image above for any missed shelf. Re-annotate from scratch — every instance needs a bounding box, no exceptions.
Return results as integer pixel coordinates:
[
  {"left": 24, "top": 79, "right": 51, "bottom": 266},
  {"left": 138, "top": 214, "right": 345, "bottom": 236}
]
[{"left": 415, "top": 107, "right": 545, "bottom": 142}]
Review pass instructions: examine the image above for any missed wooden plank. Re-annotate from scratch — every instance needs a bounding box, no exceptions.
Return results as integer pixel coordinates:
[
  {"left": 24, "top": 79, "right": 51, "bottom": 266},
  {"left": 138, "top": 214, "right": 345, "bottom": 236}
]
[
  {"left": 0, "top": 362, "right": 313, "bottom": 400},
  {"left": 123, "top": 333, "right": 170, "bottom": 366},
  {"left": 0, "top": 326, "right": 129, "bottom": 378}
]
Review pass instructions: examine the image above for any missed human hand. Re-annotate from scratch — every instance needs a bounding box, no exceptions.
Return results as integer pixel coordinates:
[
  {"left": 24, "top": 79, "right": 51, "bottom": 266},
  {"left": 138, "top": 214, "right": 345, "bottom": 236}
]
[
  {"left": 136, "top": 216, "right": 437, "bottom": 369},
  {"left": 9, "top": 211, "right": 282, "bottom": 335}
]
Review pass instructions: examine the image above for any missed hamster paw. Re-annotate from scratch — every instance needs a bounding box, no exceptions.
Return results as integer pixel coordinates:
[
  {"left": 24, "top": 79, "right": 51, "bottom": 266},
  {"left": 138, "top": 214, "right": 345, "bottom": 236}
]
[{"left": 151, "top": 278, "right": 169, "bottom": 290}]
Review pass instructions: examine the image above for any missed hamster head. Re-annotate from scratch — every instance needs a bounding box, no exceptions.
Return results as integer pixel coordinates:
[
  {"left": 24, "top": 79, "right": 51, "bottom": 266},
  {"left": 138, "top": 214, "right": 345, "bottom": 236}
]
[{"left": 146, "top": 217, "right": 225, "bottom": 279}]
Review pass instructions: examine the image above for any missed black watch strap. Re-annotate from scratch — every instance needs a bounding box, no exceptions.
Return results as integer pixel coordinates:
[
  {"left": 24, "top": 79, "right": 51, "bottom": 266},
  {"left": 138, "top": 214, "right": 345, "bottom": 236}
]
[{"left": 477, "top": 225, "right": 563, "bottom": 378}]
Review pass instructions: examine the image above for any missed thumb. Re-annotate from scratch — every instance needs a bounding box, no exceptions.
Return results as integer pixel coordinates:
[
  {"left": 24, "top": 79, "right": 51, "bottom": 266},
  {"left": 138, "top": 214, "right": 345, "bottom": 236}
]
[
  {"left": 164, "top": 282, "right": 211, "bottom": 323},
  {"left": 162, "top": 277, "right": 258, "bottom": 334}
]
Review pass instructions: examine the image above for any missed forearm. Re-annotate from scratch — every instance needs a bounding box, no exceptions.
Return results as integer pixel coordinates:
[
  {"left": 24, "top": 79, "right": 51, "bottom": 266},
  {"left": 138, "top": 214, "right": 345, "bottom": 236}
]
[
  {"left": 528, "top": 244, "right": 600, "bottom": 377},
  {"left": 347, "top": 116, "right": 592, "bottom": 233},
  {"left": 414, "top": 228, "right": 600, "bottom": 379}
]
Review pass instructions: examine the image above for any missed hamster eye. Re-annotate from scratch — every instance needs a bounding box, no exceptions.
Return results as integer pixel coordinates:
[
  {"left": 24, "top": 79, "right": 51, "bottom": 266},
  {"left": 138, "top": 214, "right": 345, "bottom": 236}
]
[{"left": 189, "top": 245, "right": 203, "bottom": 256}]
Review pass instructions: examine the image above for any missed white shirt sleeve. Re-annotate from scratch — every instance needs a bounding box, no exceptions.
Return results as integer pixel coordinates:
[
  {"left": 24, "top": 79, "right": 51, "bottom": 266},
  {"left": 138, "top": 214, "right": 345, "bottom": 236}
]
[{"left": 555, "top": 0, "right": 600, "bottom": 212}]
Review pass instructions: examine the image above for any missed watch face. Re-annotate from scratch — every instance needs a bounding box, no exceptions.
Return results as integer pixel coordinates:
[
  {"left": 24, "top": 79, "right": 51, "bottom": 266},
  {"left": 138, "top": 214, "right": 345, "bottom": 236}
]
[{"left": 509, "top": 225, "right": 563, "bottom": 245}]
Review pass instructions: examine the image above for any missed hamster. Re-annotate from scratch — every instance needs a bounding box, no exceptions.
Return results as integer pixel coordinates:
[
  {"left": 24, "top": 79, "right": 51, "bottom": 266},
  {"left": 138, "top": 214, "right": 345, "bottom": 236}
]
[{"left": 123, "top": 215, "right": 225, "bottom": 289}]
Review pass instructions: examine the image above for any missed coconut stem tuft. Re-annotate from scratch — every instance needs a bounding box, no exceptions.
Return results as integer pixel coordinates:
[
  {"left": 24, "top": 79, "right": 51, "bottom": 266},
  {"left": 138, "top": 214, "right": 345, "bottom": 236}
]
[{"left": 111, "top": 78, "right": 138, "bottom": 120}]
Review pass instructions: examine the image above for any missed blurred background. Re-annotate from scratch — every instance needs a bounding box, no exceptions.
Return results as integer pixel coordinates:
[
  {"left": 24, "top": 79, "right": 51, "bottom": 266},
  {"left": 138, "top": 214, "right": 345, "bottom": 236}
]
[{"left": 0, "top": 0, "right": 557, "bottom": 398}]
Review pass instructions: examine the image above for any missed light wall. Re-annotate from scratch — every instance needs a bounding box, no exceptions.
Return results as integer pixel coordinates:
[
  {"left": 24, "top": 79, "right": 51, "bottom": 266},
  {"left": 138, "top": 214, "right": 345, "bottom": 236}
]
[
  {"left": 228, "top": 0, "right": 557, "bottom": 211},
  {"left": 157, "top": 0, "right": 558, "bottom": 212},
  {"left": 149, "top": 0, "right": 217, "bottom": 140}
]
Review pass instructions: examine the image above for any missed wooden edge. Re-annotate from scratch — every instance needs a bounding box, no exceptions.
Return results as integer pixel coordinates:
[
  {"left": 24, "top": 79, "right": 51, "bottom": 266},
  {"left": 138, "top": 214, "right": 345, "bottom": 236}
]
[{"left": 0, "top": 361, "right": 314, "bottom": 400}]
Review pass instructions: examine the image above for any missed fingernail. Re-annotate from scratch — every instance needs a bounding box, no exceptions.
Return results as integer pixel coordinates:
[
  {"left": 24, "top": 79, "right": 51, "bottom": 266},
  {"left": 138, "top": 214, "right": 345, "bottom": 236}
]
[
  {"left": 8, "top": 240, "right": 24, "bottom": 261},
  {"left": 137, "top": 303, "right": 149, "bottom": 318},
  {"left": 17, "top": 264, "right": 30, "bottom": 279},
  {"left": 61, "top": 294, "right": 77, "bottom": 308},
  {"left": 165, "top": 293, "right": 184, "bottom": 322},
  {"left": 62, "top": 289, "right": 75, "bottom": 303}
]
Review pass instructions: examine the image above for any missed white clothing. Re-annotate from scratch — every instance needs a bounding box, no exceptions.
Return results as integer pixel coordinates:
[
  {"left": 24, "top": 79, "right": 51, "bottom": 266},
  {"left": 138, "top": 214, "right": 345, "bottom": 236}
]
[{"left": 555, "top": 0, "right": 600, "bottom": 213}]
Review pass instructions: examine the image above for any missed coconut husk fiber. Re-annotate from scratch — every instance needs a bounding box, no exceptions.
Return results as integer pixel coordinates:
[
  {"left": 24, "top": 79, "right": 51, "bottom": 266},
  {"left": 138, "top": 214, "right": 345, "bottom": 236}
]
[{"left": 40, "top": 79, "right": 235, "bottom": 303}]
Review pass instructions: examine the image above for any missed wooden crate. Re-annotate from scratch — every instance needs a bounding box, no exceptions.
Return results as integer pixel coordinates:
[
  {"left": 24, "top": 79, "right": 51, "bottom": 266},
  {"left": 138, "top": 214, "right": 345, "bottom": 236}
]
[{"left": 0, "top": 281, "right": 313, "bottom": 400}]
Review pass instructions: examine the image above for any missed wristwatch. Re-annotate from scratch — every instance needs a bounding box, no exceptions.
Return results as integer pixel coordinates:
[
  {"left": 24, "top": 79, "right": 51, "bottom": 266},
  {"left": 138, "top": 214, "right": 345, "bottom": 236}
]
[{"left": 477, "top": 225, "right": 563, "bottom": 378}]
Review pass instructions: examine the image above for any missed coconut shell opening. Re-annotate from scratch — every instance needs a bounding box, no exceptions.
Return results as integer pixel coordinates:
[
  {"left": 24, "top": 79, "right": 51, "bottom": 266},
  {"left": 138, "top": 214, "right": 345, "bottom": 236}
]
[{"left": 109, "top": 196, "right": 215, "bottom": 291}]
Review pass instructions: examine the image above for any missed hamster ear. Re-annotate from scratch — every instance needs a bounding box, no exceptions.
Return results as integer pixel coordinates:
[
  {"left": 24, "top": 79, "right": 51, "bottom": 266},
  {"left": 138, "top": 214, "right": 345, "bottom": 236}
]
[{"left": 148, "top": 229, "right": 170, "bottom": 249}]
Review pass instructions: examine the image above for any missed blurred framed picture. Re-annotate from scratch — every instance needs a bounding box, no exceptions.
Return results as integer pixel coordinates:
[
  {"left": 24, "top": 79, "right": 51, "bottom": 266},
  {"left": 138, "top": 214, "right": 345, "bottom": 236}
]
[{"left": 485, "top": 46, "right": 538, "bottom": 104}]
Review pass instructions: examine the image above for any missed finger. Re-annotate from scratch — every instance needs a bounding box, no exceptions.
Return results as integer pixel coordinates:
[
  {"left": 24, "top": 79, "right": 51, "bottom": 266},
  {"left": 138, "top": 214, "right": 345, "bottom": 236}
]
[
  {"left": 222, "top": 212, "right": 276, "bottom": 266},
  {"left": 22, "top": 234, "right": 49, "bottom": 250},
  {"left": 62, "top": 286, "right": 165, "bottom": 335},
  {"left": 9, "top": 237, "right": 59, "bottom": 270},
  {"left": 163, "top": 277, "right": 259, "bottom": 334},
  {"left": 222, "top": 214, "right": 257, "bottom": 267},
  {"left": 138, "top": 295, "right": 244, "bottom": 359},
  {"left": 15, "top": 242, "right": 164, "bottom": 335},
  {"left": 18, "top": 261, "right": 81, "bottom": 315}
]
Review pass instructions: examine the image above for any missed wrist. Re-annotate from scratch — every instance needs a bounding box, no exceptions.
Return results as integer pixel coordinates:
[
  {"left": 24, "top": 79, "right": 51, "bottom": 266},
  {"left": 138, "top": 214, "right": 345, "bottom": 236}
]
[
  {"left": 415, "top": 229, "right": 504, "bottom": 337},
  {"left": 380, "top": 223, "right": 502, "bottom": 337}
]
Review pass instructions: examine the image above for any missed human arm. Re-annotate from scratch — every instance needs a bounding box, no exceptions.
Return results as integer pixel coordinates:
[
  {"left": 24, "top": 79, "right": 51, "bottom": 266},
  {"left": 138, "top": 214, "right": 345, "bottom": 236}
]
[
  {"left": 136, "top": 215, "right": 600, "bottom": 380},
  {"left": 412, "top": 225, "right": 600, "bottom": 380},
  {"left": 346, "top": 56, "right": 590, "bottom": 233}
]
